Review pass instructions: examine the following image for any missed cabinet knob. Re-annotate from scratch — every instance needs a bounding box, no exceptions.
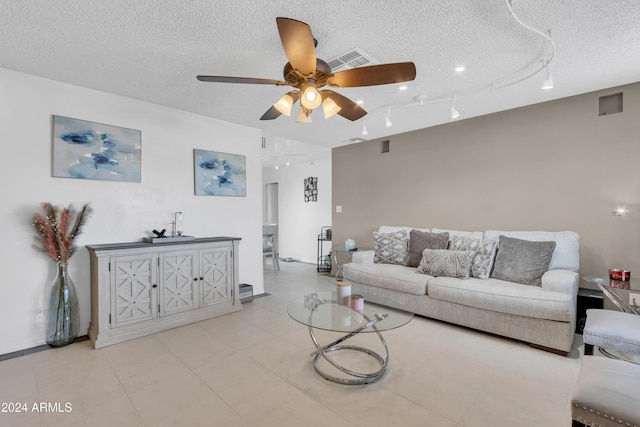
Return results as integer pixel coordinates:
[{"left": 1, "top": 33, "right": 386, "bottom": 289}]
[
  {"left": 199, "top": 277, "right": 204, "bottom": 281},
  {"left": 193, "top": 277, "right": 198, "bottom": 281},
  {"left": 152, "top": 284, "right": 157, "bottom": 288}
]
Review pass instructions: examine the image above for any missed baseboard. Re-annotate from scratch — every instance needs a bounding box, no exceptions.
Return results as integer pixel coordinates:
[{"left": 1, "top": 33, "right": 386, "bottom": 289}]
[
  {"left": 529, "top": 343, "right": 569, "bottom": 357},
  {"left": 0, "top": 335, "right": 89, "bottom": 361}
]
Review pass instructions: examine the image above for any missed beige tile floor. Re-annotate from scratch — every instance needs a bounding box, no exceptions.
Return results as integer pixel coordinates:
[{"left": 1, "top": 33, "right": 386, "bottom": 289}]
[{"left": 0, "top": 261, "right": 583, "bottom": 426}]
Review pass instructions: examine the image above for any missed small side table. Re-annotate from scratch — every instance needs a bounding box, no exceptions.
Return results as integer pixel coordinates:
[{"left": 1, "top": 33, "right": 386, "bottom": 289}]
[
  {"left": 332, "top": 246, "right": 362, "bottom": 281},
  {"left": 583, "top": 275, "right": 640, "bottom": 314}
]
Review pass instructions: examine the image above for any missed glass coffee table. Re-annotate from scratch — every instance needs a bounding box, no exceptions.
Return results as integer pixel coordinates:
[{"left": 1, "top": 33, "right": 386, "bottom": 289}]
[{"left": 287, "top": 292, "right": 413, "bottom": 385}]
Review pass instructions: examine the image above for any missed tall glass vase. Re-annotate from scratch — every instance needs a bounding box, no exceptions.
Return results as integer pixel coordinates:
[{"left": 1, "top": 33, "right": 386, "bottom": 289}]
[{"left": 45, "top": 262, "right": 80, "bottom": 347}]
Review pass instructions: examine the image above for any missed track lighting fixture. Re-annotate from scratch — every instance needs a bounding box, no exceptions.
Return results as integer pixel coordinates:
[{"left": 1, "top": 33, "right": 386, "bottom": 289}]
[
  {"left": 541, "top": 63, "right": 554, "bottom": 90},
  {"left": 335, "top": 1, "right": 558, "bottom": 133},
  {"left": 450, "top": 96, "right": 460, "bottom": 120}
]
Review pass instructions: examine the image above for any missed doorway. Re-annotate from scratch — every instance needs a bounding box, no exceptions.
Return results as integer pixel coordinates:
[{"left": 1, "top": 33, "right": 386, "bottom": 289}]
[{"left": 264, "top": 182, "right": 278, "bottom": 224}]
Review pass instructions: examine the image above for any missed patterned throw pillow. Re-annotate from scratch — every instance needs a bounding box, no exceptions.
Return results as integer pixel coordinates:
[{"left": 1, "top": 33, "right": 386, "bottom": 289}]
[
  {"left": 373, "top": 230, "right": 409, "bottom": 264},
  {"left": 449, "top": 236, "right": 498, "bottom": 280},
  {"left": 416, "top": 249, "right": 474, "bottom": 278}
]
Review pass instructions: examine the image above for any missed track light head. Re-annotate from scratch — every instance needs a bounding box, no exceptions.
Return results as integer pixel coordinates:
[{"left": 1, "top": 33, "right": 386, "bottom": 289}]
[
  {"left": 450, "top": 96, "right": 460, "bottom": 120},
  {"left": 385, "top": 106, "right": 393, "bottom": 127},
  {"left": 542, "top": 65, "right": 554, "bottom": 90}
]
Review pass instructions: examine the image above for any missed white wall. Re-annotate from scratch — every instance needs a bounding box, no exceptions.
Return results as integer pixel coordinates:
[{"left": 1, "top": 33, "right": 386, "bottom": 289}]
[
  {"left": 0, "top": 68, "right": 264, "bottom": 355},
  {"left": 263, "top": 156, "right": 332, "bottom": 264}
]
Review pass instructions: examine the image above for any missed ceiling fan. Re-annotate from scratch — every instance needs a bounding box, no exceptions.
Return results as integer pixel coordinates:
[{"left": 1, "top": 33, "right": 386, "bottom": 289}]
[{"left": 197, "top": 17, "right": 416, "bottom": 123}]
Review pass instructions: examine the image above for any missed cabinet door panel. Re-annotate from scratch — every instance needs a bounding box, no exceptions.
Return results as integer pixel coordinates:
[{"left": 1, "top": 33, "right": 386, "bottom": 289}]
[
  {"left": 111, "top": 254, "right": 156, "bottom": 327},
  {"left": 160, "top": 251, "right": 198, "bottom": 315},
  {"left": 201, "top": 248, "right": 232, "bottom": 306}
]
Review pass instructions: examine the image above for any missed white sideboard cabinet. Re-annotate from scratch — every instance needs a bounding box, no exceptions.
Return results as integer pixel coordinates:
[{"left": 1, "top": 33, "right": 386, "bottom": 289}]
[{"left": 86, "top": 237, "right": 241, "bottom": 349}]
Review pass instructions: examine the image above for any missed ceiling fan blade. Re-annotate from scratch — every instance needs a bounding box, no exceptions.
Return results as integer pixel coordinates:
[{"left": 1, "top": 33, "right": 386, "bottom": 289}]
[
  {"left": 327, "top": 62, "right": 417, "bottom": 87},
  {"left": 260, "top": 106, "right": 282, "bottom": 120},
  {"left": 322, "top": 90, "right": 367, "bottom": 121},
  {"left": 197, "top": 75, "right": 287, "bottom": 85},
  {"left": 276, "top": 17, "right": 317, "bottom": 76}
]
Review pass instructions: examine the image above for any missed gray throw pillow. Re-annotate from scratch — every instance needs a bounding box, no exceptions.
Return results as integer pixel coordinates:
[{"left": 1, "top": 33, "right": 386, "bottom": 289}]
[
  {"left": 491, "top": 236, "right": 556, "bottom": 286},
  {"left": 403, "top": 230, "right": 449, "bottom": 267},
  {"left": 416, "top": 249, "right": 474, "bottom": 278},
  {"left": 373, "top": 230, "right": 409, "bottom": 264},
  {"left": 449, "top": 236, "right": 498, "bottom": 280}
]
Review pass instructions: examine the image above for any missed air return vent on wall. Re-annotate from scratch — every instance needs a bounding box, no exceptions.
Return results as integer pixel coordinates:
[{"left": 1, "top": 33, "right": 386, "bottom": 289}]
[
  {"left": 599, "top": 93, "right": 623, "bottom": 116},
  {"left": 327, "top": 48, "right": 379, "bottom": 72}
]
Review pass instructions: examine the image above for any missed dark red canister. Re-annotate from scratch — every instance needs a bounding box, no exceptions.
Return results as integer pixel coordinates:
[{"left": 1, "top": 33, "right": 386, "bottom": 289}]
[{"left": 609, "top": 269, "right": 630, "bottom": 281}]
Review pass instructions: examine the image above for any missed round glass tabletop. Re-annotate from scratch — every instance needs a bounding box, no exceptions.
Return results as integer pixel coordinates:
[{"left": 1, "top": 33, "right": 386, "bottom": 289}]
[{"left": 287, "top": 292, "right": 413, "bottom": 333}]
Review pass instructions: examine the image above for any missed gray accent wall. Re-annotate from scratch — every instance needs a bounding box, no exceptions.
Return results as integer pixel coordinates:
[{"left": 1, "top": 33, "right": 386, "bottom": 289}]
[{"left": 332, "top": 82, "right": 640, "bottom": 281}]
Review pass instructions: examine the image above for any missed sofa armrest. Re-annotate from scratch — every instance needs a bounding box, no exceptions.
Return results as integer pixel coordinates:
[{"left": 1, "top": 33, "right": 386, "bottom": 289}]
[
  {"left": 351, "top": 250, "right": 375, "bottom": 264},
  {"left": 541, "top": 269, "right": 579, "bottom": 296}
]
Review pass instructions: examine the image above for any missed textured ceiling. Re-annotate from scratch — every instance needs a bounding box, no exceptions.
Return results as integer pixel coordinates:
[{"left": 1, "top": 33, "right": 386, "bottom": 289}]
[{"left": 1, "top": 0, "right": 640, "bottom": 163}]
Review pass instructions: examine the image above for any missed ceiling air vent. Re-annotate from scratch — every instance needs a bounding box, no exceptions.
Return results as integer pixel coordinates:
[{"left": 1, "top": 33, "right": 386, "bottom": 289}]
[
  {"left": 348, "top": 137, "right": 367, "bottom": 143},
  {"left": 327, "top": 48, "right": 378, "bottom": 72}
]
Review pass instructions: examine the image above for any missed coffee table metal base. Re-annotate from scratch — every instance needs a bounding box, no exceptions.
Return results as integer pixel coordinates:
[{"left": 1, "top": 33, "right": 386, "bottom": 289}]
[{"left": 307, "top": 313, "right": 389, "bottom": 385}]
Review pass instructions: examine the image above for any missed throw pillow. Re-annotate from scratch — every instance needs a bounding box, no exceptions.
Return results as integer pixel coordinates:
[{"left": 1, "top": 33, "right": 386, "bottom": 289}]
[
  {"left": 449, "top": 236, "right": 498, "bottom": 280},
  {"left": 373, "top": 230, "right": 409, "bottom": 264},
  {"left": 403, "top": 230, "right": 449, "bottom": 267},
  {"left": 416, "top": 249, "right": 474, "bottom": 278},
  {"left": 491, "top": 236, "right": 556, "bottom": 286}
]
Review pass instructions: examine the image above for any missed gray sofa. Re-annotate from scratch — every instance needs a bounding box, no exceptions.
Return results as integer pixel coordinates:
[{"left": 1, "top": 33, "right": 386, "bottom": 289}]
[{"left": 343, "top": 227, "right": 580, "bottom": 355}]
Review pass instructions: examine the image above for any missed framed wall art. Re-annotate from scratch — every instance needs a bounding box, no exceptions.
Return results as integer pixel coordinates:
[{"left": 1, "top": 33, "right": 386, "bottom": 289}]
[
  {"left": 304, "top": 177, "right": 318, "bottom": 202},
  {"left": 52, "top": 115, "right": 141, "bottom": 182},
  {"left": 194, "top": 149, "right": 246, "bottom": 196}
]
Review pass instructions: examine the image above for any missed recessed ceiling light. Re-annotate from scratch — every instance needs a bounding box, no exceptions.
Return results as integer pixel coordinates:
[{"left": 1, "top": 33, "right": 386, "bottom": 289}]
[
  {"left": 399, "top": 85, "right": 408, "bottom": 91},
  {"left": 455, "top": 66, "right": 465, "bottom": 73}
]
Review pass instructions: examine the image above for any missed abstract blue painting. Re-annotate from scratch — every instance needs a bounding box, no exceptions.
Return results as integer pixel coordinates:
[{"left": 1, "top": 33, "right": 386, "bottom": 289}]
[
  {"left": 194, "top": 149, "right": 246, "bottom": 197},
  {"left": 52, "top": 115, "right": 141, "bottom": 182}
]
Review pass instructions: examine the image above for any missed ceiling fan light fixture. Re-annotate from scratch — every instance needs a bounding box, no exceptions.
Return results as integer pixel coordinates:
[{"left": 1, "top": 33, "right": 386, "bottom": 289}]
[
  {"left": 273, "top": 93, "right": 294, "bottom": 116},
  {"left": 300, "top": 84, "right": 322, "bottom": 110},
  {"left": 322, "top": 97, "right": 341, "bottom": 119},
  {"left": 296, "top": 106, "right": 312, "bottom": 123}
]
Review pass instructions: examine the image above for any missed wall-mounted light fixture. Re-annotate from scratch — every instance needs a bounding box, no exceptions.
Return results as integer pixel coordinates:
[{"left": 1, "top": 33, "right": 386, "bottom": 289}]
[{"left": 614, "top": 207, "right": 631, "bottom": 217}]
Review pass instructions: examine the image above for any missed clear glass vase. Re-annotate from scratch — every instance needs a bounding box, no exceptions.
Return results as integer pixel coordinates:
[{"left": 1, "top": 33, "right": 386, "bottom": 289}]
[{"left": 45, "top": 262, "right": 80, "bottom": 347}]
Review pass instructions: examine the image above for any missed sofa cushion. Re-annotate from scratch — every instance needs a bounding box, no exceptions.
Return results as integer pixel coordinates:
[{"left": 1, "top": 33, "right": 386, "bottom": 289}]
[
  {"left": 378, "top": 225, "right": 417, "bottom": 234},
  {"left": 449, "top": 236, "right": 498, "bottom": 280},
  {"left": 343, "top": 263, "right": 429, "bottom": 295},
  {"left": 431, "top": 228, "right": 483, "bottom": 241},
  {"left": 427, "top": 276, "right": 574, "bottom": 322},
  {"left": 404, "top": 230, "right": 449, "bottom": 267},
  {"left": 491, "top": 236, "right": 556, "bottom": 286},
  {"left": 373, "top": 230, "right": 409, "bottom": 264},
  {"left": 417, "top": 249, "right": 474, "bottom": 278},
  {"left": 484, "top": 230, "right": 580, "bottom": 272}
]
